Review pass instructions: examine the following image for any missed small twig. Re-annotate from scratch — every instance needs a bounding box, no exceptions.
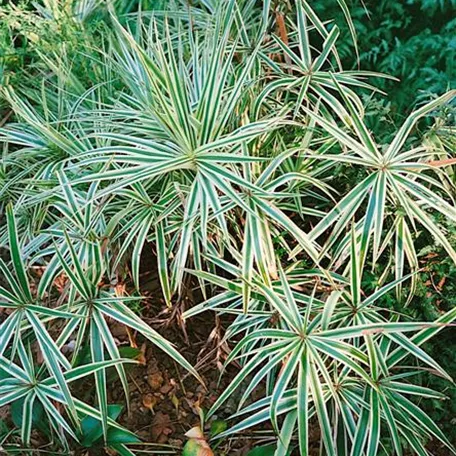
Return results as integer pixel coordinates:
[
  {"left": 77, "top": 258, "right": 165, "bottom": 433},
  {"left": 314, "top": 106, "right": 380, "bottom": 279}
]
[
  {"left": 0, "top": 110, "right": 12, "bottom": 128},
  {"left": 128, "top": 371, "right": 144, "bottom": 395}
]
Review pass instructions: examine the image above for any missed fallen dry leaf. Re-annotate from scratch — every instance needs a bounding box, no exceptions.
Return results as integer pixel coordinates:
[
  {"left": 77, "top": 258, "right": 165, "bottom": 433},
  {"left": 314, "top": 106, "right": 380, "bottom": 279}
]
[
  {"left": 185, "top": 426, "right": 205, "bottom": 440},
  {"left": 147, "top": 372, "right": 164, "bottom": 391},
  {"left": 142, "top": 393, "right": 157, "bottom": 412},
  {"left": 171, "top": 393, "right": 179, "bottom": 412},
  {"left": 151, "top": 411, "right": 173, "bottom": 443},
  {"left": 428, "top": 157, "right": 456, "bottom": 167},
  {"left": 138, "top": 342, "right": 147, "bottom": 365},
  {"left": 182, "top": 440, "right": 214, "bottom": 456},
  {"left": 183, "top": 427, "right": 214, "bottom": 456}
]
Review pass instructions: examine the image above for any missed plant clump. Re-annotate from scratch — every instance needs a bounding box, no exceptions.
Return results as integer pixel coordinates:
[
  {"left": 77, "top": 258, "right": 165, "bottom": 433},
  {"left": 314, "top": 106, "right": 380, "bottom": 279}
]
[{"left": 0, "top": 1, "right": 455, "bottom": 455}]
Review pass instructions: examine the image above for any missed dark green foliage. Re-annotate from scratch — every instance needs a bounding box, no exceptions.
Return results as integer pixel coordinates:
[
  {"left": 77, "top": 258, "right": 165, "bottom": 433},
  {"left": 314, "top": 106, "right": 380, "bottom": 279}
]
[
  {"left": 414, "top": 219, "right": 456, "bottom": 445},
  {"left": 11, "top": 398, "right": 49, "bottom": 435},
  {"left": 79, "top": 404, "right": 140, "bottom": 448},
  {"left": 246, "top": 444, "right": 283, "bottom": 455},
  {"left": 316, "top": 0, "right": 456, "bottom": 116}
]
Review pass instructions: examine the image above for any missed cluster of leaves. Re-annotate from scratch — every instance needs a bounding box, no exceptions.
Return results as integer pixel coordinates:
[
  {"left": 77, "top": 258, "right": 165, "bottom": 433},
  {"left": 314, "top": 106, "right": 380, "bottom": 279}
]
[
  {"left": 0, "top": 0, "right": 101, "bottom": 97},
  {"left": 313, "top": 0, "right": 456, "bottom": 117},
  {"left": 0, "top": 0, "right": 455, "bottom": 455}
]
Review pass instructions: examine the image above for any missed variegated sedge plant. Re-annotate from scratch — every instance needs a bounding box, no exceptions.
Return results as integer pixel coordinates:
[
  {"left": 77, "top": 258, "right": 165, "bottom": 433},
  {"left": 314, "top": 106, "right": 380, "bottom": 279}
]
[{"left": 0, "top": 0, "right": 455, "bottom": 455}]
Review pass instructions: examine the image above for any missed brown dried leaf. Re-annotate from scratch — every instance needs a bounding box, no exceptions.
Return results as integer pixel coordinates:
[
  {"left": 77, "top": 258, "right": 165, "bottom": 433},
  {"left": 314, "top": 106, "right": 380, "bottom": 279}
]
[
  {"left": 142, "top": 393, "right": 157, "bottom": 412},
  {"left": 151, "top": 412, "right": 173, "bottom": 442},
  {"left": 138, "top": 342, "right": 147, "bottom": 365},
  {"left": 147, "top": 372, "right": 164, "bottom": 391},
  {"left": 184, "top": 426, "right": 205, "bottom": 440}
]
